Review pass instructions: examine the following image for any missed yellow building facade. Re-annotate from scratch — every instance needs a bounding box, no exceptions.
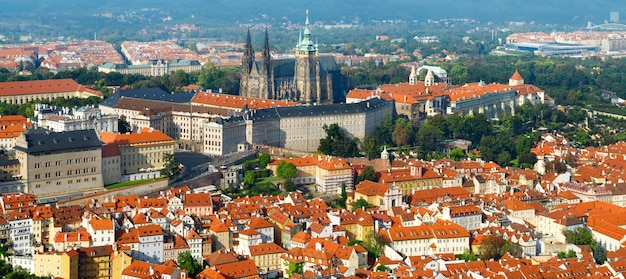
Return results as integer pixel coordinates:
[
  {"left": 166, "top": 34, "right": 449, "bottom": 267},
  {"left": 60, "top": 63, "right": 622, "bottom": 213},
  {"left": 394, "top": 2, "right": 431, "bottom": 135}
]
[{"left": 33, "top": 250, "right": 78, "bottom": 279}]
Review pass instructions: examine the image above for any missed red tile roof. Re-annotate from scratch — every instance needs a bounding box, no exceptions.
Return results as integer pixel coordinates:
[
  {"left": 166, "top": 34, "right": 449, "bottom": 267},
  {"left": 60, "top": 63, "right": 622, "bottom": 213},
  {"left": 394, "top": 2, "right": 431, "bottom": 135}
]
[
  {"left": 191, "top": 91, "right": 298, "bottom": 110},
  {"left": 101, "top": 128, "right": 174, "bottom": 145},
  {"left": 510, "top": 70, "right": 524, "bottom": 81},
  {"left": 0, "top": 79, "right": 102, "bottom": 97}
]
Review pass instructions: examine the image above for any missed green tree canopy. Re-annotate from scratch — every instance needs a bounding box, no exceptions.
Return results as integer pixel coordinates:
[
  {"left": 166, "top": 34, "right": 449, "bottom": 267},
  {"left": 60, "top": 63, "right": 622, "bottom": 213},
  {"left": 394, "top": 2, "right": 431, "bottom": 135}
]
[
  {"left": 392, "top": 118, "right": 414, "bottom": 147},
  {"left": 318, "top": 123, "right": 360, "bottom": 157},
  {"left": 243, "top": 171, "right": 256, "bottom": 186},
  {"left": 276, "top": 161, "right": 297, "bottom": 179},
  {"left": 449, "top": 147, "right": 466, "bottom": 161},
  {"left": 285, "top": 261, "right": 304, "bottom": 277},
  {"left": 357, "top": 166, "right": 377, "bottom": 183},
  {"left": 375, "top": 113, "right": 395, "bottom": 146},
  {"left": 160, "top": 153, "right": 180, "bottom": 177},
  {"left": 455, "top": 249, "right": 478, "bottom": 261},
  {"left": 258, "top": 153, "right": 271, "bottom": 168},
  {"left": 479, "top": 234, "right": 522, "bottom": 260},
  {"left": 415, "top": 124, "right": 443, "bottom": 153},
  {"left": 362, "top": 135, "right": 381, "bottom": 160},
  {"left": 352, "top": 197, "right": 374, "bottom": 211},
  {"left": 177, "top": 251, "right": 202, "bottom": 277},
  {"left": 557, "top": 250, "right": 577, "bottom": 259}
]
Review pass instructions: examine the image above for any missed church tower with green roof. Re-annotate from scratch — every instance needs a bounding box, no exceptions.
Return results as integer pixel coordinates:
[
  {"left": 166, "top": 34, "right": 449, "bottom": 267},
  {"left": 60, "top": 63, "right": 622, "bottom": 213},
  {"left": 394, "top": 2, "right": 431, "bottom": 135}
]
[{"left": 294, "top": 10, "right": 326, "bottom": 104}]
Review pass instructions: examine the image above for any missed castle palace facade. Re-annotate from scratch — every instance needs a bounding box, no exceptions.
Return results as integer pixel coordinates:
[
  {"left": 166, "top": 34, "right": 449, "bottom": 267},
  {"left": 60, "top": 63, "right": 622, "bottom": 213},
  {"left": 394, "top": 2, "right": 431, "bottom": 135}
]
[{"left": 239, "top": 11, "right": 342, "bottom": 104}]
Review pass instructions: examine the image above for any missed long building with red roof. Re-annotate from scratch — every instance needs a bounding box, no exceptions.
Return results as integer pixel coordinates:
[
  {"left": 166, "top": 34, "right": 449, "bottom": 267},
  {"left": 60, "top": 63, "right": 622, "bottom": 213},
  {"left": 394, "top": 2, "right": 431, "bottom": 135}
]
[
  {"left": 347, "top": 70, "right": 550, "bottom": 121},
  {"left": 0, "top": 79, "right": 102, "bottom": 105}
]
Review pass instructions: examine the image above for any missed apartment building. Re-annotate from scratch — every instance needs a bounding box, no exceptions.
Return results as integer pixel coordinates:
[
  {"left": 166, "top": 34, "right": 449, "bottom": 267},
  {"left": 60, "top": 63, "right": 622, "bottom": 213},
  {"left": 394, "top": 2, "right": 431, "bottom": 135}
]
[{"left": 14, "top": 128, "right": 103, "bottom": 198}]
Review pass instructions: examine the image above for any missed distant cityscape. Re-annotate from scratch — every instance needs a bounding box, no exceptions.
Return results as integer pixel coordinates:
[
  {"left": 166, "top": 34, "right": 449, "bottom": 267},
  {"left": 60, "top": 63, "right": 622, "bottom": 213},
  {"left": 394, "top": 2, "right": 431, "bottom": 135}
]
[{"left": 2, "top": 5, "right": 626, "bottom": 279}]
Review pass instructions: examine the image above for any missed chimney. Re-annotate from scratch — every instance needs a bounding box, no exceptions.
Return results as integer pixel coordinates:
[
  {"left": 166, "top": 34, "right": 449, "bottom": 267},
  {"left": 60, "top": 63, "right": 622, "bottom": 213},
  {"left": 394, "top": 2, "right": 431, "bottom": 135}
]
[{"left": 149, "top": 266, "right": 154, "bottom": 275}]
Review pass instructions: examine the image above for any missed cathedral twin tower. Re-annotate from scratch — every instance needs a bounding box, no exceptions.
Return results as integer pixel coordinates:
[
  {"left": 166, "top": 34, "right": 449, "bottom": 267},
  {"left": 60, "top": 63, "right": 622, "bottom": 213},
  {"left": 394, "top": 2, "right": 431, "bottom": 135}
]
[{"left": 239, "top": 11, "right": 340, "bottom": 105}]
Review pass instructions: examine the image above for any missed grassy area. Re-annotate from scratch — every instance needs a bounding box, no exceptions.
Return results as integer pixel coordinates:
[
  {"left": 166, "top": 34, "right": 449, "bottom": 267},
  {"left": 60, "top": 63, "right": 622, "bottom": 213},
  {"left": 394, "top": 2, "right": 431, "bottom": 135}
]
[
  {"left": 257, "top": 176, "right": 283, "bottom": 184},
  {"left": 105, "top": 177, "right": 165, "bottom": 190}
]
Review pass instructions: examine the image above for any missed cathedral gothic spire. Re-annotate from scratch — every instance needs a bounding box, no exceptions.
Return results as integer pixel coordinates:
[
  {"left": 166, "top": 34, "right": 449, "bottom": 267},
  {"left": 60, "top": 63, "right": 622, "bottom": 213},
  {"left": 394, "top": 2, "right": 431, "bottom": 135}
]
[
  {"left": 242, "top": 28, "right": 255, "bottom": 74},
  {"left": 259, "top": 29, "right": 271, "bottom": 75}
]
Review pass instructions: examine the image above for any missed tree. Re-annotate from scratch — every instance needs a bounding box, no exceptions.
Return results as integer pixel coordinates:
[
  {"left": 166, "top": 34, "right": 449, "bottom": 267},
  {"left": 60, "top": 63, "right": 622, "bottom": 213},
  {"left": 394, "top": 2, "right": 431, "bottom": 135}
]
[
  {"left": 352, "top": 198, "right": 373, "bottom": 211},
  {"left": 362, "top": 231, "right": 389, "bottom": 258},
  {"left": 160, "top": 153, "right": 180, "bottom": 177},
  {"left": 546, "top": 160, "right": 568, "bottom": 174},
  {"left": 243, "top": 171, "right": 256, "bottom": 186},
  {"left": 593, "top": 241, "right": 607, "bottom": 264},
  {"left": 258, "top": 153, "right": 271, "bottom": 168},
  {"left": 455, "top": 249, "right": 478, "bottom": 261},
  {"left": 118, "top": 115, "right": 131, "bottom": 133},
  {"left": 285, "top": 261, "right": 304, "bottom": 277},
  {"left": 357, "top": 166, "right": 377, "bottom": 183},
  {"left": 376, "top": 265, "right": 388, "bottom": 272},
  {"left": 362, "top": 135, "right": 380, "bottom": 160},
  {"left": 415, "top": 124, "right": 443, "bottom": 153},
  {"left": 518, "top": 152, "right": 538, "bottom": 168},
  {"left": 479, "top": 234, "right": 521, "bottom": 260},
  {"left": 335, "top": 183, "right": 348, "bottom": 209},
  {"left": 496, "top": 151, "right": 512, "bottom": 167},
  {"left": 478, "top": 135, "right": 501, "bottom": 163},
  {"left": 318, "top": 123, "right": 360, "bottom": 157},
  {"left": 276, "top": 161, "right": 297, "bottom": 179},
  {"left": 178, "top": 251, "right": 201, "bottom": 277},
  {"left": 557, "top": 250, "right": 577, "bottom": 259},
  {"left": 449, "top": 147, "right": 466, "bottom": 161},
  {"left": 565, "top": 227, "right": 594, "bottom": 246},
  {"left": 376, "top": 113, "right": 394, "bottom": 145},
  {"left": 392, "top": 118, "right": 414, "bottom": 146},
  {"left": 283, "top": 179, "right": 297, "bottom": 192}
]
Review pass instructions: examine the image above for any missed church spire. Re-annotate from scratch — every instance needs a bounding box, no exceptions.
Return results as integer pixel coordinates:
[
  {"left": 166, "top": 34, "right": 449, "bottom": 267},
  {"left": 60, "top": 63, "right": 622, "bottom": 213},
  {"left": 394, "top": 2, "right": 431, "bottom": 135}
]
[
  {"left": 297, "top": 9, "right": 316, "bottom": 52},
  {"left": 242, "top": 28, "right": 255, "bottom": 74},
  {"left": 305, "top": 9, "right": 310, "bottom": 26},
  {"left": 409, "top": 65, "right": 417, "bottom": 85},
  {"left": 260, "top": 28, "right": 271, "bottom": 75}
]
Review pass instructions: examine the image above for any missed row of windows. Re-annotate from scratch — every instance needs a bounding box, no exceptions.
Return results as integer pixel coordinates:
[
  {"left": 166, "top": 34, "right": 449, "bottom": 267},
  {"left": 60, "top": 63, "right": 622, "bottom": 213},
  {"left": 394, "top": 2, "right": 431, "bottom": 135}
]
[
  {"left": 34, "top": 168, "right": 97, "bottom": 179},
  {"left": 33, "top": 157, "right": 97, "bottom": 168}
]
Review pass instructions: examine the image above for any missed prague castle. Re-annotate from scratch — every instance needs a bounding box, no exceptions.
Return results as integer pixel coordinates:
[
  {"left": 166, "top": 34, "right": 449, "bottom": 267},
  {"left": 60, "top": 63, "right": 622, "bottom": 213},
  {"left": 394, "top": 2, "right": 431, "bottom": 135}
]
[{"left": 239, "top": 11, "right": 341, "bottom": 104}]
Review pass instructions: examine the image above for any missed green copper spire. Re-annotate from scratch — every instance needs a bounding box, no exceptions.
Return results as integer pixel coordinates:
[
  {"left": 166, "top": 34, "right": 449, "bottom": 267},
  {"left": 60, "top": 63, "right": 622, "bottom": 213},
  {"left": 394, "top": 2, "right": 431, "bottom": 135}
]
[
  {"left": 297, "top": 9, "right": 316, "bottom": 52},
  {"left": 305, "top": 9, "right": 309, "bottom": 26}
]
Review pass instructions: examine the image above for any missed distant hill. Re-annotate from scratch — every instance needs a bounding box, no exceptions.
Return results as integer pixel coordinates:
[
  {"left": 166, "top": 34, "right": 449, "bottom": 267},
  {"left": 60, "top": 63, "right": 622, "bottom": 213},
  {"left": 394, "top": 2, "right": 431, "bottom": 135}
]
[{"left": 2, "top": 0, "right": 624, "bottom": 26}]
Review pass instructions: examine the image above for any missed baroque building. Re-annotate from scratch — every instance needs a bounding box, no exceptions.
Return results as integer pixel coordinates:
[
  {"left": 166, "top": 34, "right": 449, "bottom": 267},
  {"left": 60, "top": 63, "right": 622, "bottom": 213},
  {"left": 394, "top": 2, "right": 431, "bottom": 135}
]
[{"left": 239, "top": 11, "right": 341, "bottom": 104}]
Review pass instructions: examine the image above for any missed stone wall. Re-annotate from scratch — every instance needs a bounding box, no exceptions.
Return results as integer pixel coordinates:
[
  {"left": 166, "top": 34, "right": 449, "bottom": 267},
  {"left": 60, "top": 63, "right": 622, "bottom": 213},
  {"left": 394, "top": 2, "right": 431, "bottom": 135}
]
[{"left": 57, "top": 178, "right": 170, "bottom": 206}]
